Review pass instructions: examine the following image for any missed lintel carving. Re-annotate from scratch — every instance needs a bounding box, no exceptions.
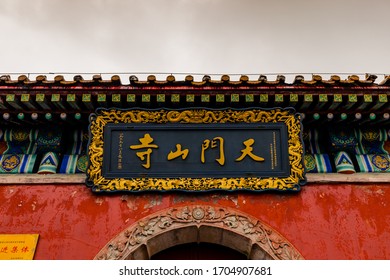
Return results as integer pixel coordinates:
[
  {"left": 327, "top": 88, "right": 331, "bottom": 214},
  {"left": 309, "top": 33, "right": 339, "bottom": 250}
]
[{"left": 94, "top": 205, "right": 304, "bottom": 260}]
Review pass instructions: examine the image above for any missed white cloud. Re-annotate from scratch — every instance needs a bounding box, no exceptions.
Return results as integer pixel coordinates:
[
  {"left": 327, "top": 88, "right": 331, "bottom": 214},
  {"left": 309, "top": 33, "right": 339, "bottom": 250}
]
[{"left": 0, "top": 0, "right": 389, "bottom": 77}]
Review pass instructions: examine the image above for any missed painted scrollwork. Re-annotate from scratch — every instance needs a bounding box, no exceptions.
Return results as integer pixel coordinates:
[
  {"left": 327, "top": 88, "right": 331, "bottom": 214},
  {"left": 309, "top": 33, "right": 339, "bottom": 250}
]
[
  {"left": 94, "top": 205, "right": 304, "bottom": 260},
  {"left": 86, "top": 108, "right": 306, "bottom": 192}
]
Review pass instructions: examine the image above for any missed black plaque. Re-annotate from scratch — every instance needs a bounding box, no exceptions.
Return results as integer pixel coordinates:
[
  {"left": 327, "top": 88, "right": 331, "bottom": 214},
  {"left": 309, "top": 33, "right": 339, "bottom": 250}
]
[
  {"left": 86, "top": 108, "right": 306, "bottom": 192},
  {"left": 103, "top": 123, "right": 289, "bottom": 178}
]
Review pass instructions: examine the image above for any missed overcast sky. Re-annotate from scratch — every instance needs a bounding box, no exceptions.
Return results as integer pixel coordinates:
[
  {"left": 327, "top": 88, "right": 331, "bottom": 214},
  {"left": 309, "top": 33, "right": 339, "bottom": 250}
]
[{"left": 0, "top": 0, "right": 389, "bottom": 81}]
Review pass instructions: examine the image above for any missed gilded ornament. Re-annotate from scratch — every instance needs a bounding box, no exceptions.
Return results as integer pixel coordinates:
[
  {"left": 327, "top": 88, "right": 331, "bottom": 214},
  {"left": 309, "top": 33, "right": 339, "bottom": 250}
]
[{"left": 86, "top": 108, "right": 306, "bottom": 192}]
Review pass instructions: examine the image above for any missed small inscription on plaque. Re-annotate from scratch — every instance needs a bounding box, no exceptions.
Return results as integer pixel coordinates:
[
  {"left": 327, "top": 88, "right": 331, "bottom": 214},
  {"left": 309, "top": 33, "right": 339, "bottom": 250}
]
[{"left": 0, "top": 234, "right": 39, "bottom": 260}]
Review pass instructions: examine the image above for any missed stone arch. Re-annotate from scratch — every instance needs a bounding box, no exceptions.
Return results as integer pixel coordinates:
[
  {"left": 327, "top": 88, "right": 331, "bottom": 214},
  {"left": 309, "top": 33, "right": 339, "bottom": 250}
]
[{"left": 94, "top": 205, "right": 304, "bottom": 260}]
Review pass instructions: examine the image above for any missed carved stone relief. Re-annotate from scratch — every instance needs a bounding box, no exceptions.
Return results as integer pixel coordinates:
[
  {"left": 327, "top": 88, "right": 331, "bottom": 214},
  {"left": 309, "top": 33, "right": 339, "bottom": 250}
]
[{"left": 94, "top": 205, "right": 304, "bottom": 260}]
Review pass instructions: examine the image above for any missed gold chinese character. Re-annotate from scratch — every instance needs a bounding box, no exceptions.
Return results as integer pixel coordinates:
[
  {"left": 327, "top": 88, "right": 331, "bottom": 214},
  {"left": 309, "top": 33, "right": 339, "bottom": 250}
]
[
  {"left": 167, "top": 144, "right": 189, "bottom": 160},
  {"left": 129, "top": 133, "right": 158, "bottom": 169},
  {"left": 236, "top": 138, "right": 264, "bottom": 162},
  {"left": 201, "top": 137, "right": 225, "bottom": 166}
]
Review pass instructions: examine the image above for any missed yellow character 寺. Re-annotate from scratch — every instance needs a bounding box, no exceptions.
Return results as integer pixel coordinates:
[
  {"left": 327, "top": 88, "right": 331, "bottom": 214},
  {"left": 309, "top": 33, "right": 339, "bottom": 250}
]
[{"left": 129, "top": 133, "right": 158, "bottom": 169}]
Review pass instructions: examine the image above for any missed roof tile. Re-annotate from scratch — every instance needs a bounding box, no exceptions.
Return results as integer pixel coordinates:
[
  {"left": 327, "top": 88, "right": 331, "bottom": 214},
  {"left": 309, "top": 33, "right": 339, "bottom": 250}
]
[{"left": 0, "top": 73, "right": 388, "bottom": 87}]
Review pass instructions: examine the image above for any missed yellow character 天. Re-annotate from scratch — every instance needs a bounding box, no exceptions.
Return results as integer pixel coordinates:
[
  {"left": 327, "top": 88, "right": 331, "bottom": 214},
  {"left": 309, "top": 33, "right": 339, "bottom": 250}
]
[{"left": 236, "top": 138, "right": 264, "bottom": 162}]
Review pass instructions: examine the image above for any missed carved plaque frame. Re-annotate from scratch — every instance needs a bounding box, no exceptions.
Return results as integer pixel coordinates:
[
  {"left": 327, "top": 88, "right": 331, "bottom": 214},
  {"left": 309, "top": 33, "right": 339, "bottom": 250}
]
[{"left": 86, "top": 108, "right": 306, "bottom": 192}]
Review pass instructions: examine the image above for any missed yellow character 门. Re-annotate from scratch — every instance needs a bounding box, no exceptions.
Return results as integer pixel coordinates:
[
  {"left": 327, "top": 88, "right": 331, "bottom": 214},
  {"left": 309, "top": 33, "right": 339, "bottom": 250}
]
[{"left": 201, "top": 136, "right": 225, "bottom": 166}]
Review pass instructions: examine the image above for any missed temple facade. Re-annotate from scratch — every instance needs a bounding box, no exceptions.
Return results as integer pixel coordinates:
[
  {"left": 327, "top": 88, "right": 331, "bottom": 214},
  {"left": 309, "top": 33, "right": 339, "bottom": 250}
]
[{"left": 0, "top": 73, "right": 389, "bottom": 260}]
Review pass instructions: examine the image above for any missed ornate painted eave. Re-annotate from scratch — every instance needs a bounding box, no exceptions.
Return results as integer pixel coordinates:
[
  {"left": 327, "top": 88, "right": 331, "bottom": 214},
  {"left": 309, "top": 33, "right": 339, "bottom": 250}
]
[
  {"left": 0, "top": 73, "right": 389, "bottom": 177},
  {"left": 0, "top": 73, "right": 389, "bottom": 126}
]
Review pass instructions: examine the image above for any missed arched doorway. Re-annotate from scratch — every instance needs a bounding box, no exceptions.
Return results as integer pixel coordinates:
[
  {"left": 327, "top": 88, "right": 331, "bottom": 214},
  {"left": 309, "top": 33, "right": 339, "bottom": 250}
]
[
  {"left": 94, "top": 205, "right": 304, "bottom": 260},
  {"left": 151, "top": 242, "right": 247, "bottom": 260}
]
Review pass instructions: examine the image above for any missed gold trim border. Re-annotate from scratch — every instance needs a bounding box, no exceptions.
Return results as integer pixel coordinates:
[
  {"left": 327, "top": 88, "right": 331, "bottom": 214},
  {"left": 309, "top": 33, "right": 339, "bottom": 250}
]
[{"left": 86, "top": 108, "right": 306, "bottom": 192}]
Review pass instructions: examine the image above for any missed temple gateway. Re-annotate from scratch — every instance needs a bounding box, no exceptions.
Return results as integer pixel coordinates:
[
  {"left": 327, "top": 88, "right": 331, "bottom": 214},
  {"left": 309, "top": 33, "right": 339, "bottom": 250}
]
[{"left": 0, "top": 73, "right": 389, "bottom": 260}]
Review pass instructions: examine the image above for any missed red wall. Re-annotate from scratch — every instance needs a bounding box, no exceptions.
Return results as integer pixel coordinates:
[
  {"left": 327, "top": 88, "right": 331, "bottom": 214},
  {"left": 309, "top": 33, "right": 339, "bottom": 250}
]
[{"left": 1, "top": 183, "right": 390, "bottom": 259}]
